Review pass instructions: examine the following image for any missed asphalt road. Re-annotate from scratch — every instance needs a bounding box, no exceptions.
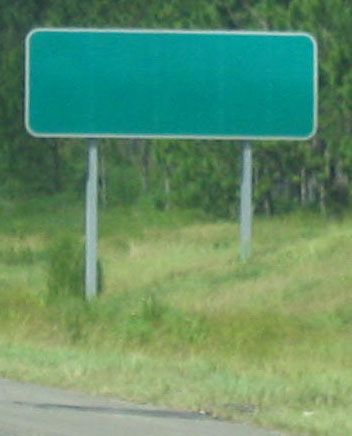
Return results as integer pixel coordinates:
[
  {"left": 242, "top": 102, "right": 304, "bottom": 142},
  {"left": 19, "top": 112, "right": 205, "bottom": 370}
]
[{"left": 0, "top": 379, "right": 283, "bottom": 436}]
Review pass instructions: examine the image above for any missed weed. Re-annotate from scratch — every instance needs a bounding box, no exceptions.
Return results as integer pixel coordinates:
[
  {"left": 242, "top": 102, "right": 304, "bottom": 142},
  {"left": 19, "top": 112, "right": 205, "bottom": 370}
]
[
  {"left": 141, "top": 293, "right": 163, "bottom": 323},
  {"left": 46, "top": 235, "right": 85, "bottom": 300},
  {"left": 0, "top": 245, "right": 35, "bottom": 265}
]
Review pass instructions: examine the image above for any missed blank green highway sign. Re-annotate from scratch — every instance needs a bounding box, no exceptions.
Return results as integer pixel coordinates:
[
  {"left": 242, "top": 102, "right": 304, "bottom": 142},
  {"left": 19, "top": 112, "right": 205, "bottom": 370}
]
[{"left": 25, "top": 29, "right": 317, "bottom": 139}]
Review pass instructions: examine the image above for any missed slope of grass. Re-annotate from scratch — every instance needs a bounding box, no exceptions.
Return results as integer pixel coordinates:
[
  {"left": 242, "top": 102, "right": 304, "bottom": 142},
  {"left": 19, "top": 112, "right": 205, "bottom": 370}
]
[{"left": 1, "top": 197, "right": 352, "bottom": 435}]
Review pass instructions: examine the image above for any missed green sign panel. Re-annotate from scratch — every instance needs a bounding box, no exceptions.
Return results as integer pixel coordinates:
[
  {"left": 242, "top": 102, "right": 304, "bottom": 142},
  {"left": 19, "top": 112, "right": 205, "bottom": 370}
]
[{"left": 25, "top": 29, "right": 317, "bottom": 140}]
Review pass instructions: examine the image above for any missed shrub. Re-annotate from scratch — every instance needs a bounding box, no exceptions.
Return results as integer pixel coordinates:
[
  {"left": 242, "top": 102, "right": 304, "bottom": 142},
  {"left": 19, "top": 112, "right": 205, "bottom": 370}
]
[
  {"left": 46, "top": 234, "right": 104, "bottom": 301},
  {"left": 46, "top": 235, "right": 85, "bottom": 300}
]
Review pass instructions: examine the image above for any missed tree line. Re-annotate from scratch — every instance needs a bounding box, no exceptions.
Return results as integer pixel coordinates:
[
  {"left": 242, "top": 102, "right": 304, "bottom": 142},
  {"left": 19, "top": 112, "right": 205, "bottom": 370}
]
[{"left": 1, "top": 0, "right": 351, "bottom": 217}]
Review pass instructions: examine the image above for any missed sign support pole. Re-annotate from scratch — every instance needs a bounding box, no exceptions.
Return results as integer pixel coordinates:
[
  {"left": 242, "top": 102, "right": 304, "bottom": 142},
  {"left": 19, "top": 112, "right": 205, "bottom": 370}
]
[
  {"left": 85, "top": 138, "right": 98, "bottom": 300},
  {"left": 240, "top": 141, "right": 253, "bottom": 261}
]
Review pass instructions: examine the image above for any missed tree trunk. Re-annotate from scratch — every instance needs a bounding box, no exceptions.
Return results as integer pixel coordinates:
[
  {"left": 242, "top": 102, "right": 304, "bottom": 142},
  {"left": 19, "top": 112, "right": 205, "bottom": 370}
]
[
  {"left": 264, "top": 195, "right": 273, "bottom": 216},
  {"left": 307, "top": 173, "right": 317, "bottom": 204},
  {"left": 51, "top": 141, "right": 62, "bottom": 192},
  {"left": 300, "top": 167, "right": 307, "bottom": 207},
  {"left": 319, "top": 182, "right": 326, "bottom": 215},
  {"left": 164, "top": 167, "right": 171, "bottom": 211},
  {"left": 140, "top": 142, "right": 151, "bottom": 194}
]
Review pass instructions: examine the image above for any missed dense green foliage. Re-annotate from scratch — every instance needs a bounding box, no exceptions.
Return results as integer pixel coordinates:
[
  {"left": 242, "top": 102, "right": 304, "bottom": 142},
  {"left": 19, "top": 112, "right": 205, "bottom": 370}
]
[{"left": 1, "top": 0, "right": 352, "bottom": 216}]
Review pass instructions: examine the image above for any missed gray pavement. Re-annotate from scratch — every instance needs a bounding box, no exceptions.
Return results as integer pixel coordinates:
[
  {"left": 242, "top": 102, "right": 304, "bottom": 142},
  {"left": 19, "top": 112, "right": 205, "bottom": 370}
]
[{"left": 0, "top": 378, "right": 283, "bottom": 436}]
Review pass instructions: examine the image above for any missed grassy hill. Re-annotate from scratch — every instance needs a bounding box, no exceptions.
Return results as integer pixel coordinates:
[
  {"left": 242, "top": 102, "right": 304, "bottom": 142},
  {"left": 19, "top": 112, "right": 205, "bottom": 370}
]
[{"left": 1, "top": 197, "right": 352, "bottom": 435}]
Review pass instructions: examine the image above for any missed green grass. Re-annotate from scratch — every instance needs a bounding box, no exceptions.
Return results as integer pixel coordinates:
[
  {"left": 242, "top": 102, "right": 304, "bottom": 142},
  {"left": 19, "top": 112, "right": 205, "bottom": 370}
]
[{"left": 1, "top": 197, "right": 352, "bottom": 435}]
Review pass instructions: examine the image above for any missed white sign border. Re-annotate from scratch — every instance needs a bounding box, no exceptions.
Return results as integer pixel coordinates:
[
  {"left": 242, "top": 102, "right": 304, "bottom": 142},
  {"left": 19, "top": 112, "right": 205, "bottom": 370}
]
[{"left": 25, "top": 28, "right": 318, "bottom": 141}]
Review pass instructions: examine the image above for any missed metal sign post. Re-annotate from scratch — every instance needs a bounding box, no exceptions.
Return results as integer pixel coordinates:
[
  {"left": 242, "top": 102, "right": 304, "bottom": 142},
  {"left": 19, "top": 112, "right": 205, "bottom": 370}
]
[
  {"left": 240, "top": 142, "right": 253, "bottom": 261},
  {"left": 85, "top": 139, "right": 98, "bottom": 300}
]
